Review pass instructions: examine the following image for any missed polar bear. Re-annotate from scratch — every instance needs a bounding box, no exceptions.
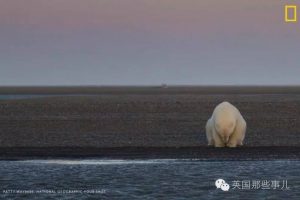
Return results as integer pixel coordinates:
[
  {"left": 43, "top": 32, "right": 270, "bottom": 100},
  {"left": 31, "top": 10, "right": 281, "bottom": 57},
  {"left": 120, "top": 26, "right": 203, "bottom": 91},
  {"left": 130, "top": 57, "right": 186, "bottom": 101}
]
[{"left": 206, "top": 101, "right": 246, "bottom": 147}]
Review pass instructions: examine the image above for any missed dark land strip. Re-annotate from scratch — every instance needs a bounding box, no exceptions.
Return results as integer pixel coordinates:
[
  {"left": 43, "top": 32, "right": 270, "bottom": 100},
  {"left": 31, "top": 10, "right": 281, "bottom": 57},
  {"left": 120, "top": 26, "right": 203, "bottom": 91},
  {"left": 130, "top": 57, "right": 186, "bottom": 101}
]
[
  {"left": 1, "top": 147, "right": 300, "bottom": 161},
  {"left": 0, "top": 86, "right": 300, "bottom": 160}
]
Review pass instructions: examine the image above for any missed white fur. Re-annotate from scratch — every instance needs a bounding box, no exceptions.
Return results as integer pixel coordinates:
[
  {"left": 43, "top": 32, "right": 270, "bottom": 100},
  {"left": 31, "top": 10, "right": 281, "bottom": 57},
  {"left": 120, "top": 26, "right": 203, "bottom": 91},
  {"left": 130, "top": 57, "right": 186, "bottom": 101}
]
[{"left": 206, "top": 101, "right": 246, "bottom": 147}]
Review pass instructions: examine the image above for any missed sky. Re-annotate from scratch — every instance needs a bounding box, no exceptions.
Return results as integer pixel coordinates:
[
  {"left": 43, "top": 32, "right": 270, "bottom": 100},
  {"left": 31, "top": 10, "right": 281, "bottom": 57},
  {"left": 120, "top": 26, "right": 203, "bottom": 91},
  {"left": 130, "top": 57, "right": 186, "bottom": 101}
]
[{"left": 0, "top": 0, "right": 299, "bottom": 86}]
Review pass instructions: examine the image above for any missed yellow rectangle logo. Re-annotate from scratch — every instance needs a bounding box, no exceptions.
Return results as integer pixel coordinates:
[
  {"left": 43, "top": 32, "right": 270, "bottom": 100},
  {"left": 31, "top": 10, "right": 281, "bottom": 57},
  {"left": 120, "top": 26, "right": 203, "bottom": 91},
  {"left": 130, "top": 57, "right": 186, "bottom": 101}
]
[{"left": 285, "top": 5, "right": 297, "bottom": 22}]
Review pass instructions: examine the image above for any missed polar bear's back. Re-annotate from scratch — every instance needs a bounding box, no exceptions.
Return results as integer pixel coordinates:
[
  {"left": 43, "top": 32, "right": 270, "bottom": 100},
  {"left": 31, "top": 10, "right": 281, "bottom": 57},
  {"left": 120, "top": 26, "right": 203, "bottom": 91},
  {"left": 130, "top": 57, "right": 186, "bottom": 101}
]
[
  {"left": 213, "top": 101, "right": 239, "bottom": 120},
  {"left": 211, "top": 101, "right": 241, "bottom": 132}
]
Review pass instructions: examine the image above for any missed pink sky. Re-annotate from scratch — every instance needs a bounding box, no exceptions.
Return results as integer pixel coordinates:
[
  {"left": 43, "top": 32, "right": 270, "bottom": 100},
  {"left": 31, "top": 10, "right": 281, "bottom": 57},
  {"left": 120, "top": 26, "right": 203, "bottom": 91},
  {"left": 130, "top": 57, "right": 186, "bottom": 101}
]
[
  {"left": 0, "top": 0, "right": 290, "bottom": 33},
  {"left": 0, "top": 0, "right": 299, "bottom": 85}
]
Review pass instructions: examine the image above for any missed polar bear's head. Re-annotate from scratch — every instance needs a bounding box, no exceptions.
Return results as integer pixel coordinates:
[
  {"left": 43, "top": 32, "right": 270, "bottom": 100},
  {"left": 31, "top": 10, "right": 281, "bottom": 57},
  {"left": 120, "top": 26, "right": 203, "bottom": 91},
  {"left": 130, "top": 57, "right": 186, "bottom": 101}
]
[{"left": 215, "top": 119, "right": 236, "bottom": 143}]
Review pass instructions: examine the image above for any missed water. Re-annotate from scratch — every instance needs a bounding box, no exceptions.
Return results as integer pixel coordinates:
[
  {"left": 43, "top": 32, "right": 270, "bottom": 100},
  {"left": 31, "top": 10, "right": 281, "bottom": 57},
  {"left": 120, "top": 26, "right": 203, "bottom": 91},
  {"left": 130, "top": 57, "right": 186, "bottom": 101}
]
[{"left": 0, "top": 159, "right": 299, "bottom": 199}]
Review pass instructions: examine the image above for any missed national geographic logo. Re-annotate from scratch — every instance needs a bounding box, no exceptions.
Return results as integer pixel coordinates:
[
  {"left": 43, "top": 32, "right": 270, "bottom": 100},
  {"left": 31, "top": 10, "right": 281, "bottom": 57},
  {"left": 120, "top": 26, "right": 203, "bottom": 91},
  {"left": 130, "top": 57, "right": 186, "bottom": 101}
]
[{"left": 285, "top": 5, "right": 298, "bottom": 22}]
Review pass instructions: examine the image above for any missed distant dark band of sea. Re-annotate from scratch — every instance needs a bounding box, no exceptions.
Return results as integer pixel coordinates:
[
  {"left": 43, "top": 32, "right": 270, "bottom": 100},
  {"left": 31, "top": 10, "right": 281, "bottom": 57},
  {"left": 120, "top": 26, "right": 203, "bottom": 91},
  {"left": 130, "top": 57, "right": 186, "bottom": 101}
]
[{"left": 0, "top": 94, "right": 102, "bottom": 100}]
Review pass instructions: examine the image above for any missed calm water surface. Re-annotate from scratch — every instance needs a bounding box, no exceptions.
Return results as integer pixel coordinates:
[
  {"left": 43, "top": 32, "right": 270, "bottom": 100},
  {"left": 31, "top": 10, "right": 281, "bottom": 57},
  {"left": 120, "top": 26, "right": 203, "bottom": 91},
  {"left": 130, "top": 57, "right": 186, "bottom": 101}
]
[{"left": 0, "top": 159, "right": 299, "bottom": 199}]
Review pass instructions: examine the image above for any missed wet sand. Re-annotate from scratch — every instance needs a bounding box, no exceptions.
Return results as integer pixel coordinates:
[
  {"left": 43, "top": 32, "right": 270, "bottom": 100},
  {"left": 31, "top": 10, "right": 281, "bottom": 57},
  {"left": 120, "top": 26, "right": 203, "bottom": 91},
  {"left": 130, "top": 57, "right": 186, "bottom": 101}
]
[{"left": 0, "top": 86, "right": 300, "bottom": 159}]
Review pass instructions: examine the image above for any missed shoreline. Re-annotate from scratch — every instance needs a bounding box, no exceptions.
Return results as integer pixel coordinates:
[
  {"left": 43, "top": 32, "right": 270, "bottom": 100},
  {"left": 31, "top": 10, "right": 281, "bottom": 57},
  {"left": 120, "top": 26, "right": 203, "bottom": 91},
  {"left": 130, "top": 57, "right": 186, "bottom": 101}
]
[{"left": 1, "top": 146, "right": 300, "bottom": 161}]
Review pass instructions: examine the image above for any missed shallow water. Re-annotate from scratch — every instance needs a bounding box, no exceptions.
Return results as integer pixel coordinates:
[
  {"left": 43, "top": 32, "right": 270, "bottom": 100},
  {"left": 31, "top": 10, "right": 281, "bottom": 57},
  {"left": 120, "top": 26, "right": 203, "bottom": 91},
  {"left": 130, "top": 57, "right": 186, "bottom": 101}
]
[{"left": 0, "top": 159, "right": 299, "bottom": 199}]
